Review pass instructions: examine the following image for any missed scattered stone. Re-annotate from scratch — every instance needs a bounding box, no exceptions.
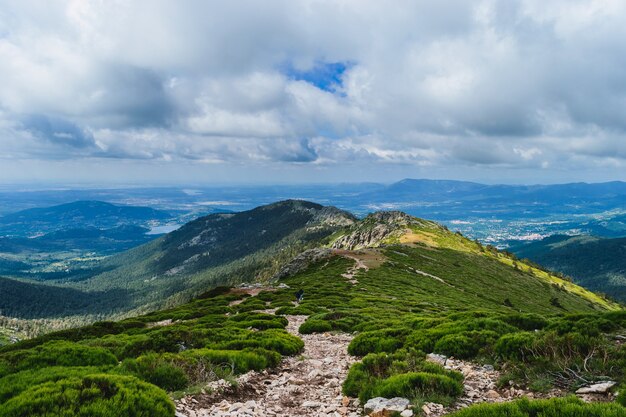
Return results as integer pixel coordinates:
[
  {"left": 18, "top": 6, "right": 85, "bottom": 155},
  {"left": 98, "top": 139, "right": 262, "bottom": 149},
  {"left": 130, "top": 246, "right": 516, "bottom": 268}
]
[
  {"left": 485, "top": 390, "right": 500, "bottom": 399},
  {"left": 364, "top": 397, "right": 410, "bottom": 414},
  {"left": 426, "top": 353, "right": 447, "bottom": 365},
  {"left": 401, "top": 410, "right": 414, "bottom": 417},
  {"left": 576, "top": 381, "right": 617, "bottom": 394}
]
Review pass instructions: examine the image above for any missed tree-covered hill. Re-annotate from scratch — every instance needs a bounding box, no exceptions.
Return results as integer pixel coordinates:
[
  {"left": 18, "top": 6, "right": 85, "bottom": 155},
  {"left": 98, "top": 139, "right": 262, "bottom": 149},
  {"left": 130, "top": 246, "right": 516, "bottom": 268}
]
[
  {"left": 0, "top": 200, "right": 357, "bottom": 319},
  {"left": 510, "top": 234, "right": 626, "bottom": 302}
]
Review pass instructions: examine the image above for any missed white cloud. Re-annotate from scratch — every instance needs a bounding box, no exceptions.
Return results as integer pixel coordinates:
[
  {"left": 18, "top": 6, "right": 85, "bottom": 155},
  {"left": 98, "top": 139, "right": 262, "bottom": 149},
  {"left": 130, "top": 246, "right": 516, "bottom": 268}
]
[{"left": 0, "top": 0, "right": 626, "bottom": 182}]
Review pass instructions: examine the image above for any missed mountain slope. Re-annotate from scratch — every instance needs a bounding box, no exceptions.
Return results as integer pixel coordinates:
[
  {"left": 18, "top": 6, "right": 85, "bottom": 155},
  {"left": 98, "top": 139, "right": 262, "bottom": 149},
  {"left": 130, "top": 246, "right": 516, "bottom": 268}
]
[
  {"left": 62, "top": 200, "right": 356, "bottom": 315},
  {"left": 0, "top": 277, "right": 130, "bottom": 318},
  {"left": 510, "top": 234, "right": 626, "bottom": 302},
  {"left": 2, "top": 201, "right": 616, "bottom": 321},
  {"left": 323, "top": 211, "right": 617, "bottom": 313}
]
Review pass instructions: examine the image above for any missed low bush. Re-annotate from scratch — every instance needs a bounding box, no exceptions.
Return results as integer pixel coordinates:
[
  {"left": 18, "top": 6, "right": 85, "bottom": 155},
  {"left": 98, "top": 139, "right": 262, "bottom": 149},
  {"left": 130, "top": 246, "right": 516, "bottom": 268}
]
[
  {"left": 343, "top": 349, "right": 463, "bottom": 402},
  {"left": 120, "top": 353, "right": 188, "bottom": 392},
  {"left": 348, "top": 328, "right": 408, "bottom": 356},
  {"left": 0, "top": 373, "right": 174, "bottom": 417},
  {"left": 0, "top": 366, "right": 102, "bottom": 404},
  {"left": 617, "top": 387, "right": 626, "bottom": 407},
  {"left": 446, "top": 396, "right": 626, "bottom": 417},
  {"left": 500, "top": 313, "right": 549, "bottom": 331},
  {"left": 299, "top": 319, "right": 332, "bottom": 334},
  {"left": 0, "top": 341, "right": 117, "bottom": 376},
  {"left": 372, "top": 372, "right": 463, "bottom": 403},
  {"left": 433, "top": 330, "right": 499, "bottom": 359},
  {"left": 180, "top": 348, "right": 280, "bottom": 374},
  {"left": 218, "top": 329, "right": 304, "bottom": 355}
]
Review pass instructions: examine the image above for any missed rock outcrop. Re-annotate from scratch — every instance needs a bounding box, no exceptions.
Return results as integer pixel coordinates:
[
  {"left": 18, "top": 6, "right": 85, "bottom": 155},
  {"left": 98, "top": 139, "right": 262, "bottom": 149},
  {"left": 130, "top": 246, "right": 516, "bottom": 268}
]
[
  {"left": 331, "top": 211, "right": 429, "bottom": 250},
  {"left": 271, "top": 248, "right": 334, "bottom": 281}
]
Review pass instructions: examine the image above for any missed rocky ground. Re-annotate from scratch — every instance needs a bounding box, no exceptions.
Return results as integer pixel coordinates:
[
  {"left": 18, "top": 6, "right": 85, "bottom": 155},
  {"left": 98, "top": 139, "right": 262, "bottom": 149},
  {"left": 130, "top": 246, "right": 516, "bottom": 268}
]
[{"left": 176, "top": 315, "right": 361, "bottom": 417}]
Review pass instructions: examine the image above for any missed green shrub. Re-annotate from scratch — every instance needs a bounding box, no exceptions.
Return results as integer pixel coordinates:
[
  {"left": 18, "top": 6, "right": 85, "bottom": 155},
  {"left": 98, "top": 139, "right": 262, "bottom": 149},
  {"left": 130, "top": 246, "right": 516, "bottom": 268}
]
[
  {"left": 218, "top": 329, "right": 304, "bottom": 355},
  {"left": 348, "top": 329, "right": 408, "bottom": 356},
  {"left": 372, "top": 372, "right": 463, "bottom": 403},
  {"left": 447, "top": 396, "right": 626, "bottom": 417},
  {"left": 0, "top": 341, "right": 117, "bottom": 377},
  {"left": 501, "top": 313, "right": 548, "bottom": 331},
  {"left": 617, "top": 387, "right": 626, "bottom": 407},
  {"left": 343, "top": 348, "right": 463, "bottom": 402},
  {"left": 0, "top": 373, "right": 174, "bottom": 417},
  {"left": 343, "top": 363, "right": 373, "bottom": 398},
  {"left": 120, "top": 353, "right": 188, "bottom": 391},
  {"left": 179, "top": 348, "right": 280, "bottom": 375},
  {"left": 299, "top": 319, "right": 332, "bottom": 334},
  {"left": 0, "top": 366, "right": 101, "bottom": 404},
  {"left": 495, "top": 332, "right": 535, "bottom": 361},
  {"left": 433, "top": 331, "right": 499, "bottom": 359}
]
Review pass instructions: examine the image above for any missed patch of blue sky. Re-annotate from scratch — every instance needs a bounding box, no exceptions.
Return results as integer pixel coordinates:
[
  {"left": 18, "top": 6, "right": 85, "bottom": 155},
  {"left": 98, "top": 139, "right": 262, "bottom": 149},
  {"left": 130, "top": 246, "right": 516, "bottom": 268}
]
[{"left": 282, "top": 61, "right": 354, "bottom": 94}]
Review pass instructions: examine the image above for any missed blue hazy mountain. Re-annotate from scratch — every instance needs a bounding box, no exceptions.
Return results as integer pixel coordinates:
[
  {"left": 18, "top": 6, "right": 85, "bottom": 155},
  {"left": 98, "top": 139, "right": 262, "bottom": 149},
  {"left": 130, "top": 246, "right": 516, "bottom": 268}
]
[{"left": 0, "top": 200, "right": 172, "bottom": 236}]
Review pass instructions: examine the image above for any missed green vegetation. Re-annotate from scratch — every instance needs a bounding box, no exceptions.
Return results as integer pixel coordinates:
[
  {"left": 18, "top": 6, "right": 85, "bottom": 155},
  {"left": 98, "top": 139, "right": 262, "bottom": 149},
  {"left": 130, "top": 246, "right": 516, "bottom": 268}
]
[
  {"left": 0, "top": 288, "right": 303, "bottom": 415},
  {"left": 0, "top": 373, "right": 174, "bottom": 417},
  {"left": 447, "top": 396, "right": 626, "bottom": 416},
  {"left": 343, "top": 349, "right": 463, "bottom": 405},
  {"left": 0, "top": 200, "right": 356, "bottom": 323},
  {"left": 511, "top": 234, "right": 626, "bottom": 302},
  {"left": 1, "top": 204, "right": 624, "bottom": 415}
]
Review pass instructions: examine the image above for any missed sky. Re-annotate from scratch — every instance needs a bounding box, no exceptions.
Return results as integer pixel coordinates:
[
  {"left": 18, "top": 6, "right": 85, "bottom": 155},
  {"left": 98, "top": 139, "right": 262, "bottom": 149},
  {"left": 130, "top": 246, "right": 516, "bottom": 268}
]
[{"left": 1, "top": 0, "right": 626, "bottom": 185}]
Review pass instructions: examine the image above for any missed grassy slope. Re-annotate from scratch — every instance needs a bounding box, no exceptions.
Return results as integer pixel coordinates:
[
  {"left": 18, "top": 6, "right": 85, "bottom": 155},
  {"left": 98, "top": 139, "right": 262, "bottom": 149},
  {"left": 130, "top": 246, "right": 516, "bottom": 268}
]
[{"left": 334, "top": 217, "right": 618, "bottom": 313}]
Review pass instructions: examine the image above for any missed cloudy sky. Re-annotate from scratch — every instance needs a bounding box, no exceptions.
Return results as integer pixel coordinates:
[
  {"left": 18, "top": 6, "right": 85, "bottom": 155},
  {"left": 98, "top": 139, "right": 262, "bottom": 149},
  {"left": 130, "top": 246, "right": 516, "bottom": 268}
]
[{"left": 1, "top": 0, "right": 626, "bottom": 185}]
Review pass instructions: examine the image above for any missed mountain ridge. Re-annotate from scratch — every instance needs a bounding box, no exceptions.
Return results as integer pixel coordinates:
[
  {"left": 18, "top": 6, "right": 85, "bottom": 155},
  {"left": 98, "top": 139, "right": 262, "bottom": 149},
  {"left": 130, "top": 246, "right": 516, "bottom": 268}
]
[{"left": 0, "top": 200, "right": 618, "bottom": 322}]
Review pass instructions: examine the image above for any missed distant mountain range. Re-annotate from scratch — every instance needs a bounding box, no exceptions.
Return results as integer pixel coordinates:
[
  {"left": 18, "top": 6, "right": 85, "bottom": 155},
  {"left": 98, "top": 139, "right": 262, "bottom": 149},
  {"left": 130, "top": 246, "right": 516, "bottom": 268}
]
[
  {"left": 0, "top": 200, "right": 173, "bottom": 237},
  {"left": 351, "top": 179, "right": 626, "bottom": 219}
]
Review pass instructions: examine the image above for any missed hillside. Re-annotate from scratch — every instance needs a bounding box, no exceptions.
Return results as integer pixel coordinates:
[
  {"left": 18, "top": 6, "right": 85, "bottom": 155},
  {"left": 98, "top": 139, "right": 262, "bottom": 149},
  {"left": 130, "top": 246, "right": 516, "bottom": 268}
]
[
  {"left": 0, "top": 203, "right": 623, "bottom": 416},
  {"left": 510, "top": 234, "right": 626, "bottom": 302},
  {"left": 0, "top": 200, "right": 356, "bottom": 319}
]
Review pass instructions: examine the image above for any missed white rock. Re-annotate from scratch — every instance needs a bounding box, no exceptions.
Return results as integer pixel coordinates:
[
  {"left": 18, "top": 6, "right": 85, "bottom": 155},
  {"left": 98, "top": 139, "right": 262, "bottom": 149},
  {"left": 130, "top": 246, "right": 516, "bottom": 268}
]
[
  {"left": 364, "top": 397, "right": 410, "bottom": 413},
  {"left": 426, "top": 353, "right": 447, "bottom": 365},
  {"left": 401, "top": 410, "right": 414, "bottom": 417},
  {"left": 576, "top": 381, "right": 617, "bottom": 394}
]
